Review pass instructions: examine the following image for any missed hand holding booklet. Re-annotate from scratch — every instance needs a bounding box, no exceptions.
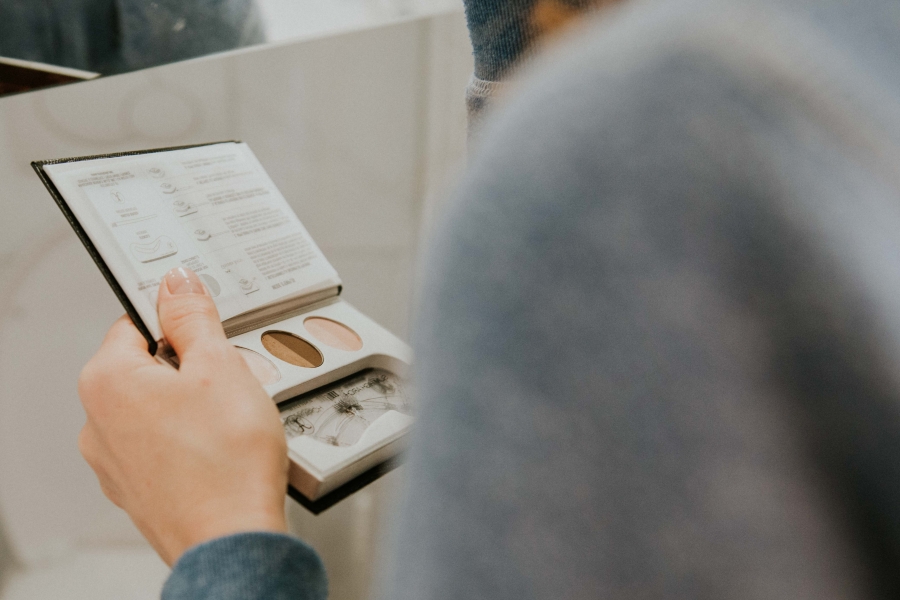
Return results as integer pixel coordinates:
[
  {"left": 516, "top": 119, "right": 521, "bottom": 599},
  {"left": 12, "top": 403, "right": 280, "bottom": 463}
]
[{"left": 33, "top": 142, "right": 413, "bottom": 512}]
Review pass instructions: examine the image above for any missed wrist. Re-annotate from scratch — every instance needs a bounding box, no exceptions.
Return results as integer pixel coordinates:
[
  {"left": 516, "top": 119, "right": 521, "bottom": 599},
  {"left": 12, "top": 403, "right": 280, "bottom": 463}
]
[{"left": 162, "top": 505, "right": 288, "bottom": 566}]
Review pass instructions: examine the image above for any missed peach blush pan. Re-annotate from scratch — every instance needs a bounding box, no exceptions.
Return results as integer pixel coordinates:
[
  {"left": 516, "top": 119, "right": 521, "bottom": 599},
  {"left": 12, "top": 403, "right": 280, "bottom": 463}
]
[
  {"left": 304, "top": 317, "right": 363, "bottom": 351},
  {"left": 235, "top": 346, "right": 282, "bottom": 386}
]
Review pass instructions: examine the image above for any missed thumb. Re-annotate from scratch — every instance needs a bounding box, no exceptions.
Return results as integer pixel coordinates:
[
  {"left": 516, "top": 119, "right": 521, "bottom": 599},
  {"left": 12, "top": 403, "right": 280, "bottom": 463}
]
[{"left": 157, "top": 267, "right": 228, "bottom": 360}]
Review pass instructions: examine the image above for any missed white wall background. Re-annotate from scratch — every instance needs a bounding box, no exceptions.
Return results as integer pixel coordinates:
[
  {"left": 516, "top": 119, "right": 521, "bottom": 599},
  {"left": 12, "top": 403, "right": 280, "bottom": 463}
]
[{"left": 257, "top": 0, "right": 460, "bottom": 42}]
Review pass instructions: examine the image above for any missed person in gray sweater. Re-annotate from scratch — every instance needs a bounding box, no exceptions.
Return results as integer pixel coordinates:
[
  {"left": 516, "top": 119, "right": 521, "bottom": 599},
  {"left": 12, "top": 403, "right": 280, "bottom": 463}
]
[{"left": 76, "top": 0, "right": 900, "bottom": 598}]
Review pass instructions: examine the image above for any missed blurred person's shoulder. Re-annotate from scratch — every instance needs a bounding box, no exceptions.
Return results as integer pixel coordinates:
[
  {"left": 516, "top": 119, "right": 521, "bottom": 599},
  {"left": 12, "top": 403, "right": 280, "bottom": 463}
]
[{"left": 448, "top": 0, "right": 900, "bottom": 266}]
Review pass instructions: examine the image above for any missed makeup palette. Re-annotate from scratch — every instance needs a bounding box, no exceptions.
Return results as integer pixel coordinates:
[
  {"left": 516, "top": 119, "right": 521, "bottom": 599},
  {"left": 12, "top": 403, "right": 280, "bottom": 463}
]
[
  {"left": 33, "top": 141, "right": 413, "bottom": 511},
  {"left": 229, "top": 296, "right": 413, "bottom": 505},
  {"left": 231, "top": 298, "right": 410, "bottom": 402}
]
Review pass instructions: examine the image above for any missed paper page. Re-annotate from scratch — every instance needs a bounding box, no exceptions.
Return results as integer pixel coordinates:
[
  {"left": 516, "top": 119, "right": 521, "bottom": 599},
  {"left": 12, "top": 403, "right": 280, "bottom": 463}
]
[{"left": 44, "top": 143, "right": 340, "bottom": 340}]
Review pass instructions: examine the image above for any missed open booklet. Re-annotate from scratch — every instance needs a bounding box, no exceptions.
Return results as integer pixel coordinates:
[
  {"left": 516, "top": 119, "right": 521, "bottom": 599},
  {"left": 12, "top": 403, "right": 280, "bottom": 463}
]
[
  {"left": 36, "top": 142, "right": 342, "bottom": 355},
  {"left": 33, "top": 142, "right": 413, "bottom": 511}
]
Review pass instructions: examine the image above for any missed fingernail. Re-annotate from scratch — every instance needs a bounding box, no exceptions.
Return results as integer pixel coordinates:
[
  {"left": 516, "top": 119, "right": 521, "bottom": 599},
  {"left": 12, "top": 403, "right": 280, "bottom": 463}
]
[{"left": 165, "top": 267, "right": 206, "bottom": 295}]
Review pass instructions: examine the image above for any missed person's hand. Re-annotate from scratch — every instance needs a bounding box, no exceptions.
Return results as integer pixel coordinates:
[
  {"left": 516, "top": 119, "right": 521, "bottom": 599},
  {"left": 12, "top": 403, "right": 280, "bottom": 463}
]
[{"left": 77, "top": 267, "right": 289, "bottom": 566}]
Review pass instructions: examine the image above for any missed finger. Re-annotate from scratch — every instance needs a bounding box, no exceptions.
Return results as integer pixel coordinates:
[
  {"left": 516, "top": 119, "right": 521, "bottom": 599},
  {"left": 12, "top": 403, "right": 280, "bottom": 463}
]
[
  {"left": 94, "top": 315, "right": 159, "bottom": 367},
  {"left": 157, "top": 267, "right": 228, "bottom": 360},
  {"left": 80, "top": 316, "right": 160, "bottom": 408},
  {"left": 78, "top": 424, "right": 99, "bottom": 466}
]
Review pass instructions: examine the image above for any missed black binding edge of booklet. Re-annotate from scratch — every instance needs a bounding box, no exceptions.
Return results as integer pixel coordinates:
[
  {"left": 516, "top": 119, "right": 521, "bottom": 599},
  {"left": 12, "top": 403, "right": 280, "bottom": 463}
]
[
  {"left": 31, "top": 141, "right": 241, "bottom": 356},
  {"left": 0, "top": 61, "right": 88, "bottom": 97},
  {"left": 287, "top": 456, "right": 403, "bottom": 515}
]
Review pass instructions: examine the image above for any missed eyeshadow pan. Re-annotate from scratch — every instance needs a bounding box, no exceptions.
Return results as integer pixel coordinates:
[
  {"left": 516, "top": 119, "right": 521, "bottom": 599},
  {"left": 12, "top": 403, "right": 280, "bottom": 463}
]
[
  {"left": 235, "top": 346, "right": 281, "bottom": 385},
  {"left": 261, "top": 331, "right": 324, "bottom": 368},
  {"left": 304, "top": 317, "right": 363, "bottom": 352}
]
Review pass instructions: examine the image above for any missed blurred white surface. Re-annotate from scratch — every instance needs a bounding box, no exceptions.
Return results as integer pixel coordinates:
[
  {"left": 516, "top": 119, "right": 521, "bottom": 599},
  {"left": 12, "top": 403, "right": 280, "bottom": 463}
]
[
  {"left": 2, "top": 549, "right": 168, "bottom": 600},
  {"left": 0, "top": 7, "right": 470, "bottom": 599},
  {"left": 257, "top": 0, "right": 460, "bottom": 42}
]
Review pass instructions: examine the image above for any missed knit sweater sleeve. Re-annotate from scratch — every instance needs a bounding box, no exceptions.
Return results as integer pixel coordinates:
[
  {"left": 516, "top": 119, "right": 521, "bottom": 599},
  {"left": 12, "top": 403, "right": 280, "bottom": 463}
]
[{"left": 162, "top": 532, "right": 327, "bottom": 600}]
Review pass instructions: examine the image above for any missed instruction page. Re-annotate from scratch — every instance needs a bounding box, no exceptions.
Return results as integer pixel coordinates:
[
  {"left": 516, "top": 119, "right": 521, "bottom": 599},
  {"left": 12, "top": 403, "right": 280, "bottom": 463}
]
[{"left": 44, "top": 143, "right": 340, "bottom": 340}]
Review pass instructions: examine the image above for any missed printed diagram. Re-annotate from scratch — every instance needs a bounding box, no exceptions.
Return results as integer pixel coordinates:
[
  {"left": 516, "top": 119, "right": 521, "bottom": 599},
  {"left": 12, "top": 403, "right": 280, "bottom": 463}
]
[
  {"left": 191, "top": 224, "right": 232, "bottom": 242},
  {"left": 192, "top": 227, "right": 230, "bottom": 242},
  {"left": 281, "top": 370, "right": 412, "bottom": 448},
  {"left": 130, "top": 235, "right": 178, "bottom": 263},
  {"left": 172, "top": 198, "right": 197, "bottom": 217},
  {"left": 223, "top": 265, "right": 259, "bottom": 295},
  {"left": 110, "top": 190, "right": 125, "bottom": 203},
  {"left": 237, "top": 277, "right": 259, "bottom": 294},
  {"left": 147, "top": 167, "right": 166, "bottom": 178},
  {"left": 160, "top": 182, "right": 178, "bottom": 194}
]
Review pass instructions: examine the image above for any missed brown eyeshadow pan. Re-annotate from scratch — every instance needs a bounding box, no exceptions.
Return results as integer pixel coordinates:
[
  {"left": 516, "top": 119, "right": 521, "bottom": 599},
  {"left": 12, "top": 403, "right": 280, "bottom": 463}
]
[
  {"left": 303, "top": 317, "right": 363, "bottom": 352},
  {"left": 261, "top": 331, "right": 324, "bottom": 368}
]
